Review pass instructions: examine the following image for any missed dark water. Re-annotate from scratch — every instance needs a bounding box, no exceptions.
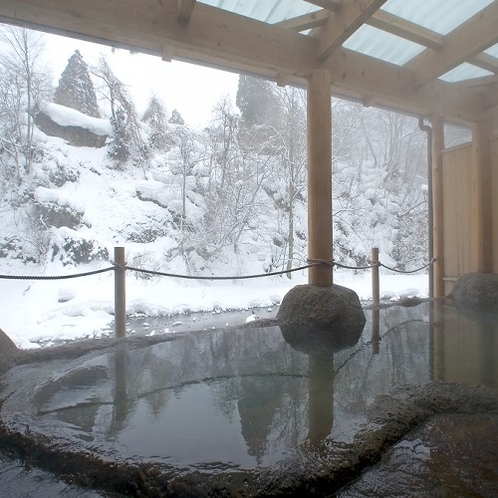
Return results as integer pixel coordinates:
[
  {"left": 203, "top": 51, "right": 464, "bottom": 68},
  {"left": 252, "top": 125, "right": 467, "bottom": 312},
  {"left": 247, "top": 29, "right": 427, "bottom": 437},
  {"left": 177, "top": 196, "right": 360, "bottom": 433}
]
[
  {"left": 0, "top": 452, "right": 104, "bottom": 497},
  {"left": 1, "top": 301, "right": 497, "bottom": 495}
]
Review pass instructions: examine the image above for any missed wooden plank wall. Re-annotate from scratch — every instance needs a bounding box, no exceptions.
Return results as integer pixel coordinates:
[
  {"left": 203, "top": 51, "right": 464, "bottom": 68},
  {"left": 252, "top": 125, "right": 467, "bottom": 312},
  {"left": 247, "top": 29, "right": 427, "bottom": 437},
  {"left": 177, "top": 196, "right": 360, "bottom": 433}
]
[
  {"left": 441, "top": 136, "right": 498, "bottom": 294},
  {"left": 492, "top": 137, "right": 498, "bottom": 274},
  {"left": 441, "top": 143, "right": 476, "bottom": 295}
]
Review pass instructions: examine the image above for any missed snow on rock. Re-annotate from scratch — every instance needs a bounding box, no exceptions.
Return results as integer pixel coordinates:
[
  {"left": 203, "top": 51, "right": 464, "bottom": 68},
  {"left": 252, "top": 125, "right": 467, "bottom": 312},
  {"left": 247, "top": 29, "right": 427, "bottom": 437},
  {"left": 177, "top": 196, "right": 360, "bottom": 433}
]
[
  {"left": 135, "top": 179, "right": 174, "bottom": 208},
  {"left": 34, "top": 186, "right": 85, "bottom": 213},
  {"left": 42, "top": 101, "right": 111, "bottom": 136}
]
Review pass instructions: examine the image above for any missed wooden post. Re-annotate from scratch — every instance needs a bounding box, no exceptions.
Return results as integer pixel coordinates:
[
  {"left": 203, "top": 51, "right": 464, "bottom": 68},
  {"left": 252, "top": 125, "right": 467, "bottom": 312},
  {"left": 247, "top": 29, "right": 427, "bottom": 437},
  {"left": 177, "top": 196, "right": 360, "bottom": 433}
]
[
  {"left": 307, "top": 69, "right": 332, "bottom": 286},
  {"left": 430, "top": 116, "right": 445, "bottom": 297},
  {"left": 472, "top": 121, "right": 492, "bottom": 273},
  {"left": 371, "top": 247, "right": 379, "bottom": 305},
  {"left": 114, "top": 246, "right": 126, "bottom": 338}
]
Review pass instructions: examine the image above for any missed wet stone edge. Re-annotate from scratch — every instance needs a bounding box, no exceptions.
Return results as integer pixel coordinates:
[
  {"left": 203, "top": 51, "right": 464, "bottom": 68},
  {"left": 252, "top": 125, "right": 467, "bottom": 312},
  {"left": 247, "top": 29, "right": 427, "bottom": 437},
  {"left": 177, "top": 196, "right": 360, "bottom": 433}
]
[{"left": 1, "top": 381, "right": 497, "bottom": 497}]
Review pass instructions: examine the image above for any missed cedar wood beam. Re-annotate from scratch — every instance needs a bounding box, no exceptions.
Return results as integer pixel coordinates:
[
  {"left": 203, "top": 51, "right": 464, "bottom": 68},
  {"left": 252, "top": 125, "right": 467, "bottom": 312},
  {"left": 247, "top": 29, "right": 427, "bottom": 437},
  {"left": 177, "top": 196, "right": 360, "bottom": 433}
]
[
  {"left": 177, "top": 0, "right": 196, "bottom": 24},
  {"left": 0, "top": 0, "right": 486, "bottom": 122},
  {"left": 407, "top": 1, "right": 498, "bottom": 88},
  {"left": 317, "top": 0, "right": 387, "bottom": 61},
  {"left": 366, "top": 9, "right": 443, "bottom": 49},
  {"left": 305, "top": 0, "right": 342, "bottom": 12}
]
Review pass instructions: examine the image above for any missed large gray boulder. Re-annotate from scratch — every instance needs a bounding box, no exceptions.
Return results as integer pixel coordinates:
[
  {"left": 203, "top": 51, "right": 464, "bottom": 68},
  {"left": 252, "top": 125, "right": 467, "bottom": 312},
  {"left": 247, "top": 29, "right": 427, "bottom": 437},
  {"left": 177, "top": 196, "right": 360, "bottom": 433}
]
[
  {"left": 277, "top": 284, "right": 366, "bottom": 355},
  {"left": 449, "top": 273, "right": 498, "bottom": 307}
]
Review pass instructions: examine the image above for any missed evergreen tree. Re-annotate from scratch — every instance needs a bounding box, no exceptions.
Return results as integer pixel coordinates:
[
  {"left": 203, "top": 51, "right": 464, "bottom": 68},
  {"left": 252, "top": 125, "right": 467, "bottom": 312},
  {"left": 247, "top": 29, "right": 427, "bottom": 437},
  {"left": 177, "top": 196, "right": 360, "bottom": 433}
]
[
  {"left": 236, "top": 75, "right": 280, "bottom": 128},
  {"left": 236, "top": 74, "right": 281, "bottom": 152},
  {"left": 169, "top": 108, "right": 185, "bottom": 125},
  {"left": 142, "top": 94, "right": 169, "bottom": 150},
  {"left": 54, "top": 50, "right": 100, "bottom": 117},
  {"left": 108, "top": 107, "right": 130, "bottom": 163}
]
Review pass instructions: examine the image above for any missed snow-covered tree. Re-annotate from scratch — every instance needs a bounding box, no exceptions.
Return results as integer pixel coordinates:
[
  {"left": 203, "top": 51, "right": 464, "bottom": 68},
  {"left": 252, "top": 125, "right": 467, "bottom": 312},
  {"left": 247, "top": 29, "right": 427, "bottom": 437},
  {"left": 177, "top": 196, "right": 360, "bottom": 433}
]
[
  {"left": 195, "top": 96, "right": 268, "bottom": 262},
  {"left": 169, "top": 108, "right": 184, "bottom": 125},
  {"left": 266, "top": 85, "right": 307, "bottom": 277},
  {"left": 0, "top": 24, "right": 52, "bottom": 177},
  {"left": 142, "top": 93, "right": 169, "bottom": 150},
  {"left": 331, "top": 101, "right": 428, "bottom": 269},
  {"left": 93, "top": 56, "right": 148, "bottom": 169},
  {"left": 54, "top": 50, "right": 100, "bottom": 117},
  {"left": 236, "top": 74, "right": 281, "bottom": 152}
]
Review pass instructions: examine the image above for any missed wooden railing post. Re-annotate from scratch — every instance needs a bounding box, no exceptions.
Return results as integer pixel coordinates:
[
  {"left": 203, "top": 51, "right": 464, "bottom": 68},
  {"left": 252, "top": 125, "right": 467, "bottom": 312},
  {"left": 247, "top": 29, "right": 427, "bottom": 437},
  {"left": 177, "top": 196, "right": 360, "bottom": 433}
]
[
  {"left": 371, "top": 247, "right": 379, "bottom": 305},
  {"left": 114, "top": 246, "right": 126, "bottom": 338}
]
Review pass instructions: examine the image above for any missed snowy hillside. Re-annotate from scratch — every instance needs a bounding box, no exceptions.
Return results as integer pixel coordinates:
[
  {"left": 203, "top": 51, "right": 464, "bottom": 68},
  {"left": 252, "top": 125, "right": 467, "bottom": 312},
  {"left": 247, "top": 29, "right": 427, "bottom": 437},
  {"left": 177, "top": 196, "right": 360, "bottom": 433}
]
[{"left": 0, "top": 26, "right": 432, "bottom": 349}]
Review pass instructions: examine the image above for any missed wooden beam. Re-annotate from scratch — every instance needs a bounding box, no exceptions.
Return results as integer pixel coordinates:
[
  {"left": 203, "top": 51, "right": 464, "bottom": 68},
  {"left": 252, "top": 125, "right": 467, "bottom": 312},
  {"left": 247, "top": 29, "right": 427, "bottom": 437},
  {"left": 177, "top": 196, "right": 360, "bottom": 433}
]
[
  {"left": 282, "top": 7, "right": 445, "bottom": 51},
  {"left": 366, "top": 10, "right": 443, "bottom": 50},
  {"left": 0, "top": 0, "right": 486, "bottom": 123},
  {"left": 307, "top": 69, "right": 332, "bottom": 286},
  {"left": 177, "top": 0, "right": 196, "bottom": 24},
  {"left": 321, "top": 48, "right": 484, "bottom": 123},
  {"left": 407, "top": 2, "right": 498, "bottom": 88},
  {"left": 276, "top": 9, "right": 329, "bottom": 32},
  {"left": 483, "top": 82, "right": 498, "bottom": 111},
  {"left": 453, "top": 75, "right": 498, "bottom": 89},
  {"left": 318, "top": 0, "right": 387, "bottom": 61},
  {"left": 471, "top": 53, "right": 498, "bottom": 74},
  {"left": 305, "top": 0, "right": 342, "bottom": 13},
  {"left": 430, "top": 116, "right": 445, "bottom": 298}
]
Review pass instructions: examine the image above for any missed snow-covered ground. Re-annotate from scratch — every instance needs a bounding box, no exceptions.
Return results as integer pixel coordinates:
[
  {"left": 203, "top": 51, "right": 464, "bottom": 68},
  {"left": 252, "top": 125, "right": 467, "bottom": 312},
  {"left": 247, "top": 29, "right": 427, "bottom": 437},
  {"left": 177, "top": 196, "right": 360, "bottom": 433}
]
[{"left": 0, "top": 260, "right": 428, "bottom": 349}]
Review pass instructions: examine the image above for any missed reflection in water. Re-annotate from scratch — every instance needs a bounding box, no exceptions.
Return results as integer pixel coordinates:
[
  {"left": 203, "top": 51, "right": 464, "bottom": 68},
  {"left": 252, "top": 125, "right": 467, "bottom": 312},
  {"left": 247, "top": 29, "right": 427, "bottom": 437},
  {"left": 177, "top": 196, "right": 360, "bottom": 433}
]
[
  {"left": 3, "top": 301, "right": 498, "bottom": 475},
  {"left": 433, "top": 301, "right": 498, "bottom": 388},
  {"left": 371, "top": 308, "right": 380, "bottom": 355},
  {"left": 308, "top": 355, "right": 335, "bottom": 446},
  {"left": 113, "top": 342, "right": 127, "bottom": 432}
]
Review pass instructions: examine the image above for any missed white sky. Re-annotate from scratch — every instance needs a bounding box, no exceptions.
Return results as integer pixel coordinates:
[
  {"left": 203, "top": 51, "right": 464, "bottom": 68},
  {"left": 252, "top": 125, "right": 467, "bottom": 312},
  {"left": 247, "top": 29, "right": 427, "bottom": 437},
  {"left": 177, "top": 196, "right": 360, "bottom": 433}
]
[{"left": 43, "top": 32, "right": 240, "bottom": 128}]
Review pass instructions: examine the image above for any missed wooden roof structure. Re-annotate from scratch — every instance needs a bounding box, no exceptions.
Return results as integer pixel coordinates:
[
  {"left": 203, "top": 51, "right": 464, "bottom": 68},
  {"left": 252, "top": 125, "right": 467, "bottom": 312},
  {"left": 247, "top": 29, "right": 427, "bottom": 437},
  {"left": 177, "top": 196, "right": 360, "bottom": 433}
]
[{"left": 1, "top": 0, "right": 498, "bottom": 126}]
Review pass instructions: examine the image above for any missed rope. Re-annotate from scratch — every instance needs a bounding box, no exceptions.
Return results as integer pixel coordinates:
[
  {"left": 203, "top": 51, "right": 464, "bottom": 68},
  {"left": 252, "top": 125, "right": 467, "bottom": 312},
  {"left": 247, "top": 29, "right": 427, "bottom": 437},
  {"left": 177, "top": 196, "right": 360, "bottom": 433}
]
[
  {"left": 124, "top": 263, "right": 317, "bottom": 281},
  {"left": 378, "top": 257, "right": 436, "bottom": 274},
  {"left": 0, "top": 256, "right": 435, "bottom": 281},
  {"left": 335, "top": 261, "right": 378, "bottom": 271},
  {"left": 0, "top": 266, "right": 115, "bottom": 281}
]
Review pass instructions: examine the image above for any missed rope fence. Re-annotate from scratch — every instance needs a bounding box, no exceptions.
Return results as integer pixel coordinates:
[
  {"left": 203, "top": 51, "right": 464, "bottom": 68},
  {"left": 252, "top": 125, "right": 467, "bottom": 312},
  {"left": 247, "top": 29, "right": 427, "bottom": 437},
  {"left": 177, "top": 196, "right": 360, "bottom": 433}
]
[{"left": 0, "top": 246, "right": 434, "bottom": 338}]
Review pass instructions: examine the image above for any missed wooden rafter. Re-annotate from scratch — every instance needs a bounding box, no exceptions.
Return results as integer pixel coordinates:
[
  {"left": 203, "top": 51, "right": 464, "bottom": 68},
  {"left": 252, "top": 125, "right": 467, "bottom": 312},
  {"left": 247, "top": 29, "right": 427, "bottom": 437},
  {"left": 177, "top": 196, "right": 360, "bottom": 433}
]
[
  {"left": 366, "top": 10, "right": 443, "bottom": 50},
  {"left": 177, "top": 0, "right": 196, "bottom": 24},
  {"left": 280, "top": 6, "right": 498, "bottom": 79},
  {"left": 407, "top": 1, "right": 498, "bottom": 88},
  {"left": 0, "top": 0, "right": 493, "bottom": 124},
  {"left": 470, "top": 53, "right": 498, "bottom": 74},
  {"left": 305, "top": 0, "right": 342, "bottom": 12},
  {"left": 276, "top": 9, "right": 329, "bottom": 32},
  {"left": 317, "top": 0, "right": 387, "bottom": 61}
]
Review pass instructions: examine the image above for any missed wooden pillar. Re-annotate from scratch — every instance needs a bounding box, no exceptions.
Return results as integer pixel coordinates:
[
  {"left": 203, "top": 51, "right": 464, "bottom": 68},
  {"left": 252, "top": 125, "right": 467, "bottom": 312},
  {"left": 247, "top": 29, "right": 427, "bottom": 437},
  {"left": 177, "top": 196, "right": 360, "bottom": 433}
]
[
  {"left": 472, "top": 121, "right": 492, "bottom": 273},
  {"left": 114, "top": 246, "right": 127, "bottom": 338},
  {"left": 430, "top": 116, "right": 445, "bottom": 297},
  {"left": 307, "top": 70, "right": 332, "bottom": 286}
]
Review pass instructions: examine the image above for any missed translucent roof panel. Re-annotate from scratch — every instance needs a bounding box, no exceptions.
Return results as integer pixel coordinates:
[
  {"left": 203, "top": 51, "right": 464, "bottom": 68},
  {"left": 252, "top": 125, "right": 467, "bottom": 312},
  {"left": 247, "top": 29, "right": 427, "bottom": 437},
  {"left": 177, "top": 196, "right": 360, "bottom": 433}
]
[
  {"left": 342, "top": 25, "right": 425, "bottom": 66},
  {"left": 439, "top": 62, "right": 494, "bottom": 83},
  {"left": 199, "top": 0, "right": 320, "bottom": 24},
  {"left": 485, "top": 44, "right": 498, "bottom": 59},
  {"left": 380, "top": 0, "right": 495, "bottom": 35}
]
